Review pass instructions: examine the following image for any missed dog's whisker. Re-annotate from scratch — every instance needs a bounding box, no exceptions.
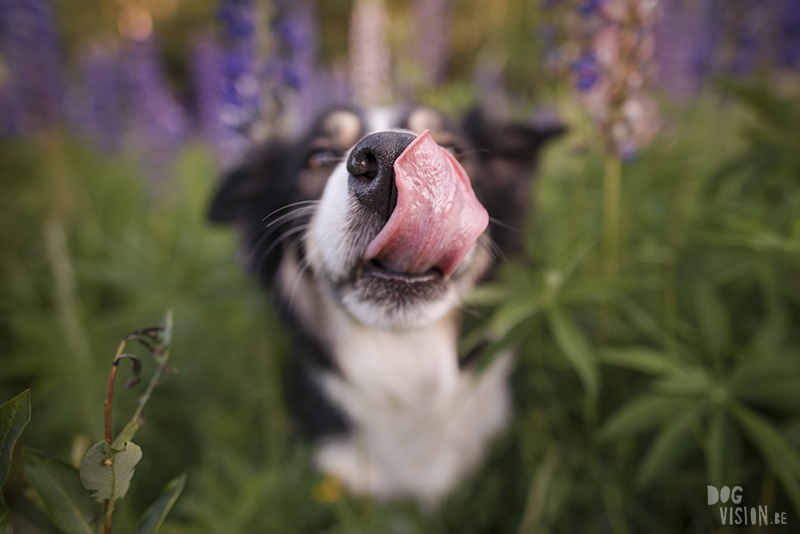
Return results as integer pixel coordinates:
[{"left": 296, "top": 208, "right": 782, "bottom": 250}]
[
  {"left": 261, "top": 200, "right": 319, "bottom": 224},
  {"left": 254, "top": 224, "right": 309, "bottom": 273}
]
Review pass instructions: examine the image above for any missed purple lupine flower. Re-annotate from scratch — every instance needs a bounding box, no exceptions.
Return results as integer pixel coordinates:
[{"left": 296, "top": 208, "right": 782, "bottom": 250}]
[
  {"left": 72, "top": 45, "right": 123, "bottom": 152},
  {"left": 217, "top": 0, "right": 262, "bottom": 167},
  {"left": 412, "top": 0, "right": 452, "bottom": 88},
  {"left": 296, "top": 65, "right": 353, "bottom": 131},
  {"left": 777, "top": 0, "right": 800, "bottom": 66},
  {"left": 121, "top": 36, "right": 186, "bottom": 181},
  {"left": 189, "top": 33, "right": 225, "bottom": 156},
  {"left": 654, "top": 0, "right": 706, "bottom": 98},
  {"left": 0, "top": 0, "right": 64, "bottom": 134},
  {"left": 349, "top": 0, "right": 392, "bottom": 106},
  {"left": 568, "top": 0, "right": 660, "bottom": 158},
  {"left": 572, "top": 53, "right": 600, "bottom": 91},
  {"left": 580, "top": 0, "right": 605, "bottom": 15},
  {"left": 273, "top": 1, "right": 319, "bottom": 92}
]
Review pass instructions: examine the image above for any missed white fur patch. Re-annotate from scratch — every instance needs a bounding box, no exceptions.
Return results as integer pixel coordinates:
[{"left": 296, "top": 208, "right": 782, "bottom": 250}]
[{"left": 313, "top": 307, "right": 512, "bottom": 503}]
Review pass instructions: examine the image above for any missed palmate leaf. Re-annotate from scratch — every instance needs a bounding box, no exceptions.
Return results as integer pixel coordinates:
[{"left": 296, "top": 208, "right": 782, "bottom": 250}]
[
  {"left": 687, "top": 279, "right": 730, "bottom": 365},
  {"left": 729, "top": 359, "right": 800, "bottom": 411},
  {"left": 598, "top": 348, "right": 677, "bottom": 376},
  {"left": 635, "top": 410, "right": 702, "bottom": 489},
  {"left": 23, "top": 449, "right": 96, "bottom": 534},
  {"left": 546, "top": 307, "right": 600, "bottom": 395},
  {"left": 0, "top": 390, "right": 31, "bottom": 534},
  {"left": 79, "top": 441, "right": 142, "bottom": 504},
  {"left": 135, "top": 473, "right": 187, "bottom": 534},
  {"left": 706, "top": 408, "right": 739, "bottom": 489},
  {"left": 599, "top": 394, "right": 675, "bottom": 442},
  {"left": 728, "top": 403, "right": 800, "bottom": 519}
]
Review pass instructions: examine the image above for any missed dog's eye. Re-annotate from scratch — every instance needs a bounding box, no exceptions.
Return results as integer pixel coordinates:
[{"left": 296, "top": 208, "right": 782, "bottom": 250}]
[{"left": 306, "top": 149, "right": 340, "bottom": 170}]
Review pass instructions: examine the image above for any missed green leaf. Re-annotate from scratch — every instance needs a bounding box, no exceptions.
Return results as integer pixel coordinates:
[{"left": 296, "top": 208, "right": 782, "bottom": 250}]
[
  {"left": 135, "top": 473, "right": 186, "bottom": 534},
  {"left": 706, "top": 408, "right": 738, "bottom": 488},
  {"left": 652, "top": 368, "right": 712, "bottom": 396},
  {"left": 23, "top": 449, "right": 96, "bottom": 534},
  {"left": 1, "top": 391, "right": 31, "bottom": 534},
  {"left": 729, "top": 359, "right": 800, "bottom": 411},
  {"left": 79, "top": 441, "right": 142, "bottom": 503},
  {"left": 688, "top": 279, "right": 730, "bottom": 363},
  {"left": 728, "top": 403, "right": 800, "bottom": 518},
  {"left": 635, "top": 414, "right": 698, "bottom": 489},
  {"left": 599, "top": 395, "right": 675, "bottom": 442},
  {"left": 111, "top": 422, "right": 140, "bottom": 450},
  {"left": 598, "top": 348, "right": 677, "bottom": 376},
  {"left": 488, "top": 297, "right": 541, "bottom": 339},
  {"left": 0, "top": 390, "right": 31, "bottom": 487},
  {"left": 0, "top": 498, "right": 10, "bottom": 534},
  {"left": 546, "top": 307, "right": 600, "bottom": 395}
]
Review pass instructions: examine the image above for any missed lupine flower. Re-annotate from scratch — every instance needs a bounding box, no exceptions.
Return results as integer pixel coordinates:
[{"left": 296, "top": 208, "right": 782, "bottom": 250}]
[
  {"left": 569, "top": 0, "right": 660, "bottom": 158},
  {"left": 778, "top": 0, "right": 800, "bottom": 66},
  {"left": 218, "top": 0, "right": 262, "bottom": 167},
  {"left": 0, "top": 0, "right": 64, "bottom": 134},
  {"left": 273, "top": 1, "right": 319, "bottom": 92},
  {"left": 654, "top": 0, "right": 706, "bottom": 98},
  {"left": 121, "top": 37, "right": 186, "bottom": 181},
  {"left": 349, "top": 0, "right": 392, "bottom": 106},
  {"left": 72, "top": 45, "right": 123, "bottom": 152},
  {"left": 412, "top": 0, "right": 452, "bottom": 88},
  {"left": 190, "top": 33, "right": 225, "bottom": 157},
  {"left": 572, "top": 52, "right": 600, "bottom": 91}
]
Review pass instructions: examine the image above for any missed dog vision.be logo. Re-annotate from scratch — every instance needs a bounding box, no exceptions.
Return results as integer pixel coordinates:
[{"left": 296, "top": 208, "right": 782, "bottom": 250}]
[{"left": 707, "top": 486, "right": 788, "bottom": 526}]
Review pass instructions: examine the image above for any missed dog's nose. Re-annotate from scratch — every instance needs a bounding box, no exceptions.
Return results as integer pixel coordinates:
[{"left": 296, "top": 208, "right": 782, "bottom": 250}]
[{"left": 347, "top": 131, "right": 416, "bottom": 223}]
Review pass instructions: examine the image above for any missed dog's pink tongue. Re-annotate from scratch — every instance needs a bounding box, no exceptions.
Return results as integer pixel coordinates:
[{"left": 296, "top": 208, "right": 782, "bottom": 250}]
[{"left": 364, "top": 130, "right": 489, "bottom": 278}]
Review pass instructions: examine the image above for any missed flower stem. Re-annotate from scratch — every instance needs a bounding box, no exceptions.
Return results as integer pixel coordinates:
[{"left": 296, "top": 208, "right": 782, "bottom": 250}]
[{"left": 603, "top": 152, "right": 622, "bottom": 276}]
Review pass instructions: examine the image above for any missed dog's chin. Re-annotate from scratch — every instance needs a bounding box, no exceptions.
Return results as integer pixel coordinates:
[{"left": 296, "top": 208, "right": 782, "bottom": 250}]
[{"left": 334, "top": 261, "right": 459, "bottom": 330}]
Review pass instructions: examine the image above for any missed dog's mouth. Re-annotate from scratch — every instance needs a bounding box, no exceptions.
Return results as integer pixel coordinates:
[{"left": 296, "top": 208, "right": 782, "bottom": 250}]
[{"left": 357, "top": 259, "right": 444, "bottom": 285}]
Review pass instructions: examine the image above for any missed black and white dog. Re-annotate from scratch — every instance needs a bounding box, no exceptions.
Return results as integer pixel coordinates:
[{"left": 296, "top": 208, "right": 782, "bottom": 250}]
[{"left": 209, "top": 105, "right": 563, "bottom": 503}]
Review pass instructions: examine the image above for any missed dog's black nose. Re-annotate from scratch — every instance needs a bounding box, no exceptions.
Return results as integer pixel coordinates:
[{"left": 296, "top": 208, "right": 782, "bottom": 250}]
[{"left": 347, "top": 131, "right": 416, "bottom": 223}]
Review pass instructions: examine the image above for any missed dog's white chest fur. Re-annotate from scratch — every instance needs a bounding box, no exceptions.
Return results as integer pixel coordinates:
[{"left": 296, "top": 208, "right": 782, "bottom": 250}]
[{"left": 313, "top": 307, "right": 511, "bottom": 502}]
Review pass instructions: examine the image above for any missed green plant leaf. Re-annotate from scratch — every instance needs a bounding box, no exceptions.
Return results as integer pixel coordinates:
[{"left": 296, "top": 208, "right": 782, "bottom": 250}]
[
  {"left": 635, "top": 414, "right": 698, "bottom": 489},
  {"left": 729, "top": 359, "right": 800, "bottom": 411},
  {"left": 598, "top": 348, "right": 677, "bottom": 376},
  {"left": 111, "top": 422, "right": 140, "bottom": 450},
  {"left": 652, "top": 368, "right": 712, "bottom": 396},
  {"left": 688, "top": 279, "right": 730, "bottom": 364},
  {"left": 728, "top": 403, "right": 800, "bottom": 518},
  {"left": 706, "top": 408, "right": 738, "bottom": 488},
  {"left": 488, "top": 297, "right": 541, "bottom": 339},
  {"left": 0, "top": 390, "right": 31, "bottom": 487},
  {"left": 546, "top": 307, "right": 600, "bottom": 395},
  {"left": 23, "top": 449, "right": 96, "bottom": 534},
  {"left": 0, "top": 498, "right": 10, "bottom": 534},
  {"left": 79, "top": 441, "right": 142, "bottom": 503},
  {"left": 599, "top": 394, "right": 675, "bottom": 442},
  {"left": 135, "top": 473, "right": 187, "bottom": 534}
]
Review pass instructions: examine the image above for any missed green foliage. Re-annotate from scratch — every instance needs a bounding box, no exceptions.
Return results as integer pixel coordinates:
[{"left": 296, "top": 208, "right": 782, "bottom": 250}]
[
  {"left": 0, "top": 391, "right": 31, "bottom": 534},
  {"left": 23, "top": 450, "right": 97, "bottom": 534},
  {"left": 135, "top": 474, "right": 186, "bottom": 534},
  {"left": 2, "top": 83, "right": 800, "bottom": 532}
]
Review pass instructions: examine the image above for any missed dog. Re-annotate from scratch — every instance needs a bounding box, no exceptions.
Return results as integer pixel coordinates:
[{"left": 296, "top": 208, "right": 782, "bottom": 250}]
[{"left": 209, "top": 105, "right": 564, "bottom": 503}]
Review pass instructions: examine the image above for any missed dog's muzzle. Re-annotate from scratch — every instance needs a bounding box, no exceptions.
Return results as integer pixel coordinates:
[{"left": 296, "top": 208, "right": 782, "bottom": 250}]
[{"left": 347, "top": 130, "right": 489, "bottom": 279}]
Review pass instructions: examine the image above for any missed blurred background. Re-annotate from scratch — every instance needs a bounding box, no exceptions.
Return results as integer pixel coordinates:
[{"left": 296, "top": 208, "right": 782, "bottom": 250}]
[{"left": 1, "top": 0, "right": 800, "bottom": 532}]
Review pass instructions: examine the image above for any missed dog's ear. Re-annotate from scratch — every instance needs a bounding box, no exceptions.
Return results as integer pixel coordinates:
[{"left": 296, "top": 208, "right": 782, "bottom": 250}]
[
  {"left": 208, "top": 142, "right": 289, "bottom": 224},
  {"left": 462, "top": 108, "right": 566, "bottom": 259}
]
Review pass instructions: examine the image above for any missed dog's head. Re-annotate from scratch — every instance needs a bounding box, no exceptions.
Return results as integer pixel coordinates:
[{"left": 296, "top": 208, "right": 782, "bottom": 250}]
[{"left": 209, "top": 105, "right": 563, "bottom": 330}]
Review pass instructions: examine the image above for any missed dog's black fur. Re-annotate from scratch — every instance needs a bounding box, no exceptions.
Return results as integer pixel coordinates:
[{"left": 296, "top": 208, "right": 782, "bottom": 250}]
[{"left": 209, "top": 104, "right": 563, "bottom": 501}]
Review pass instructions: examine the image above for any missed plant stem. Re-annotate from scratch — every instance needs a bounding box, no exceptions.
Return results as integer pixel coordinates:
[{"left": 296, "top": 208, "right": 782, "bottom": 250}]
[{"left": 603, "top": 153, "right": 622, "bottom": 276}]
